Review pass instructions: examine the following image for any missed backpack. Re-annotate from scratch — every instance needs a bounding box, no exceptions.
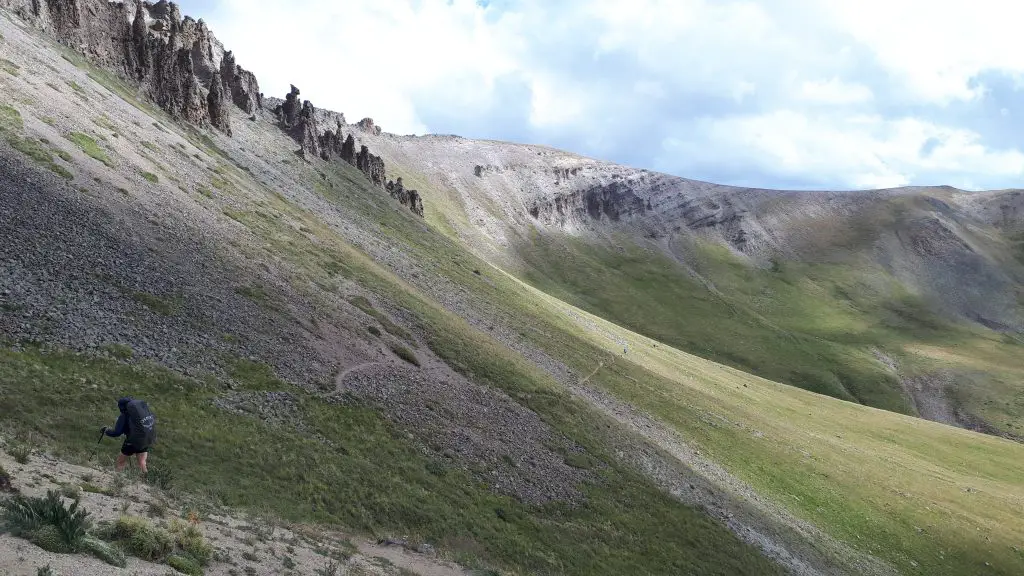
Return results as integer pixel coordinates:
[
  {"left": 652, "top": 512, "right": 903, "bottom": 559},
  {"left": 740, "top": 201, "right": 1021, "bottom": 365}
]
[{"left": 124, "top": 399, "right": 157, "bottom": 449}]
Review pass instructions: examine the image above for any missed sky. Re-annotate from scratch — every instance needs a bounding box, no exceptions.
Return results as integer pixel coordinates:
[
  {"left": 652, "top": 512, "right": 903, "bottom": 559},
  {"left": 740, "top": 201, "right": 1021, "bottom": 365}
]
[{"left": 176, "top": 0, "right": 1024, "bottom": 191}]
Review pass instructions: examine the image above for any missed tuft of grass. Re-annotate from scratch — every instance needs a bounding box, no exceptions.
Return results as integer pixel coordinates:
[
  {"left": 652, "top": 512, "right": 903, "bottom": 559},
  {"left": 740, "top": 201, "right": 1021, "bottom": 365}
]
[
  {"left": 140, "top": 170, "right": 159, "bottom": 184},
  {"left": 391, "top": 345, "right": 420, "bottom": 367},
  {"left": 8, "top": 444, "right": 31, "bottom": 464},
  {"left": 65, "top": 80, "right": 88, "bottom": 99},
  {"left": 145, "top": 466, "right": 174, "bottom": 490},
  {"left": 48, "top": 163, "right": 73, "bottom": 180},
  {"left": 82, "top": 536, "right": 127, "bottom": 567},
  {"left": 102, "top": 343, "right": 134, "bottom": 361},
  {"left": 36, "top": 565, "right": 53, "bottom": 576},
  {"left": 129, "top": 291, "right": 180, "bottom": 316},
  {"left": 349, "top": 296, "right": 415, "bottom": 344},
  {"left": 59, "top": 483, "right": 81, "bottom": 502},
  {"left": 168, "top": 554, "right": 202, "bottom": 575},
  {"left": 99, "top": 516, "right": 174, "bottom": 562},
  {"left": 67, "top": 132, "right": 114, "bottom": 167},
  {"left": 0, "top": 57, "right": 19, "bottom": 75},
  {"left": 52, "top": 148, "right": 73, "bottom": 162}
]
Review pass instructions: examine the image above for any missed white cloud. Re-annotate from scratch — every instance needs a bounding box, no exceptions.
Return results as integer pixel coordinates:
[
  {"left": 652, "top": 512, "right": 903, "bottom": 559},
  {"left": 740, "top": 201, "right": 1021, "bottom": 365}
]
[
  {"left": 820, "top": 0, "right": 1024, "bottom": 104},
  {"left": 662, "top": 111, "right": 1024, "bottom": 189},
  {"left": 187, "top": 0, "right": 1024, "bottom": 190},
  {"left": 799, "top": 79, "right": 874, "bottom": 105}
]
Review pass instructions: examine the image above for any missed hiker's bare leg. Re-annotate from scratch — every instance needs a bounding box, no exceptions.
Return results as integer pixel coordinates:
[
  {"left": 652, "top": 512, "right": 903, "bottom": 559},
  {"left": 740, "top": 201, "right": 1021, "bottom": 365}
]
[
  {"left": 116, "top": 453, "right": 128, "bottom": 472},
  {"left": 137, "top": 452, "right": 148, "bottom": 474}
]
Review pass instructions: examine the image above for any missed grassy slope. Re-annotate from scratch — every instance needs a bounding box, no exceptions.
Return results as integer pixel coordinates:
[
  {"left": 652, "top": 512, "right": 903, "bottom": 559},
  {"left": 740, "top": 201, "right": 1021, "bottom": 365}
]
[
  {"left": 371, "top": 154, "right": 1024, "bottom": 575},
  {"left": 501, "top": 275, "right": 1024, "bottom": 576},
  {"left": 510, "top": 224, "right": 1024, "bottom": 430},
  {"left": 316, "top": 158, "right": 1024, "bottom": 575},
  {"left": 4, "top": 19, "right": 1024, "bottom": 574},
  {"left": 0, "top": 44, "right": 783, "bottom": 573}
]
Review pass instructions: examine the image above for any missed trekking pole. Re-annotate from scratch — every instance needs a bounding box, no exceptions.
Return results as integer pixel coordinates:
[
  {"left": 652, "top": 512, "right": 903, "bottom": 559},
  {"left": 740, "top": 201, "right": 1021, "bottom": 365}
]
[{"left": 89, "top": 429, "right": 105, "bottom": 461}]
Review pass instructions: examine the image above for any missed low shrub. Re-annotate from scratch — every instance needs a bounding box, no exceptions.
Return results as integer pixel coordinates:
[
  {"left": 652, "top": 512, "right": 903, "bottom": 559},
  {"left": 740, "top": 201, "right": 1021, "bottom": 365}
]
[
  {"left": 2, "top": 490, "right": 92, "bottom": 552},
  {"left": 167, "top": 554, "right": 202, "bottom": 575},
  {"left": 81, "top": 536, "right": 127, "bottom": 567},
  {"left": 392, "top": 345, "right": 420, "bottom": 367},
  {"left": 7, "top": 444, "right": 30, "bottom": 464},
  {"left": 170, "top": 518, "right": 212, "bottom": 565},
  {"left": 101, "top": 515, "right": 173, "bottom": 561}
]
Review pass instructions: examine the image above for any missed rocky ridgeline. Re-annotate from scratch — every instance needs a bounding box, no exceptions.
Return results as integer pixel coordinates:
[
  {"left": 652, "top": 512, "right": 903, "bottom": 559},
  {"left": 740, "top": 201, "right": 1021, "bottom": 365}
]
[
  {"left": 272, "top": 85, "right": 424, "bottom": 217},
  {"left": 2, "top": 0, "right": 423, "bottom": 216},
  {"left": 3, "top": 0, "right": 260, "bottom": 135}
]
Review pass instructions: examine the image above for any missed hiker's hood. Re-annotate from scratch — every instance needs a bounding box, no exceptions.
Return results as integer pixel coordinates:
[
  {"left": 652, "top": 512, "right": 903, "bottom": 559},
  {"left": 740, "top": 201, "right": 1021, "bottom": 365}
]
[{"left": 117, "top": 397, "right": 132, "bottom": 412}]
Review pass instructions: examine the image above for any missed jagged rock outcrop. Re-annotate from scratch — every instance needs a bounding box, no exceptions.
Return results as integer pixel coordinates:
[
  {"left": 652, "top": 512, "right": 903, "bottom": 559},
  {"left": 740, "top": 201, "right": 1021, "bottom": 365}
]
[
  {"left": 356, "top": 117, "right": 382, "bottom": 136},
  {"left": 386, "top": 178, "right": 425, "bottom": 217},
  {"left": 357, "top": 145, "right": 386, "bottom": 187},
  {"left": 267, "top": 87, "right": 423, "bottom": 217},
  {"left": 4, "top": 0, "right": 259, "bottom": 135},
  {"left": 220, "top": 50, "right": 261, "bottom": 115},
  {"left": 318, "top": 120, "right": 346, "bottom": 161},
  {"left": 273, "top": 86, "right": 321, "bottom": 158},
  {"left": 340, "top": 134, "right": 356, "bottom": 165},
  {"left": 207, "top": 71, "right": 231, "bottom": 135}
]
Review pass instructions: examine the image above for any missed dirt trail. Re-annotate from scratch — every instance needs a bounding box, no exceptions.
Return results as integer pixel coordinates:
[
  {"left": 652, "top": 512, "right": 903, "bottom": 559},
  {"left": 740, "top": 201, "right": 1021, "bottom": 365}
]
[
  {"left": 0, "top": 445, "right": 468, "bottom": 576},
  {"left": 335, "top": 360, "right": 385, "bottom": 387}
]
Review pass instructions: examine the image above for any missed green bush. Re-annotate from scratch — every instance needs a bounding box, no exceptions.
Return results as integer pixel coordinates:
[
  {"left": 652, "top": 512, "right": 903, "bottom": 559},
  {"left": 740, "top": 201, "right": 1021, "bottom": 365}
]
[
  {"left": 102, "top": 515, "right": 173, "bottom": 561},
  {"left": 141, "top": 171, "right": 159, "bottom": 184},
  {"left": 168, "top": 554, "right": 202, "bottom": 575},
  {"left": 169, "top": 519, "right": 212, "bottom": 565},
  {"left": 391, "top": 345, "right": 420, "bottom": 367},
  {"left": 81, "top": 536, "right": 127, "bottom": 567},
  {"left": 8, "top": 444, "right": 30, "bottom": 464},
  {"left": 3, "top": 490, "right": 92, "bottom": 552},
  {"left": 36, "top": 565, "right": 53, "bottom": 576},
  {"left": 30, "top": 524, "right": 72, "bottom": 553}
]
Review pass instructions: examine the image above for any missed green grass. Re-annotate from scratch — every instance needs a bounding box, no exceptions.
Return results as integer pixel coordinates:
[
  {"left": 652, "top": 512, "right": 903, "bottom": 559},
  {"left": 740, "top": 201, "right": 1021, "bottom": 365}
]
[
  {"left": 391, "top": 345, "right": 420, "bottom": 366},
  {"left": 348, "top": 296, "right": 415, "bottom": 344},
  {"left": 0, "top": 58, "right": 19, "bottom": 76},
  {"left": 65, "top": 80, "right": 87, "bottom": 99},
  {"left": 129, "top": 291, "right": 180, "bottom": 316},
  {"left": 67, "top": 132, "right": 113, "bottom": 167},
  {"left": 323, "top": 154, "right": 1024, "bottom": 575},
  {"left": 0, "top": 105, "right": 73, "bottom": 178},
  {"left": 140, "top": 170, "right": 159, "bottom": 184},
  {"left": 512, "top": 233, "right": 961, "bottom": 412},
  {"left": 0, "top": 347, "right": 780, "bottom": 576}
]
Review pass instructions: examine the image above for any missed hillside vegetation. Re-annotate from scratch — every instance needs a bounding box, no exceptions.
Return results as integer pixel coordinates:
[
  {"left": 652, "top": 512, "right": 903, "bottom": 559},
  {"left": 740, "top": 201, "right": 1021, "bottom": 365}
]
[{"left": 0, "top": 5, "right": 1023, "bottom": 576}]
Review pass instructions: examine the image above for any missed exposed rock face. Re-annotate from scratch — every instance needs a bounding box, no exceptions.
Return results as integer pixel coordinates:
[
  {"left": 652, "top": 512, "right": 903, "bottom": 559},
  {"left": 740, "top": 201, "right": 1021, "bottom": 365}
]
[
  {"left": 276, "top": 85, "right": 302, "bottom": 128},
  {"left": 356, "top": 117, "right": 382, "bottom": 136},
  {"left": 206, "top": 70, "right": 231, "bottom": 135},
  {"left": 266, "top": 88, "right": 423, "bottom": 217},
  {"left": 4, "top": 0, "right": 259, "bottom": 135},
  {"left": 220, "top": 50, "right": 261, "bottom": 114},
  {"left": 340, "top": 134, "right": 356, "bottom": 164},
  {"left": 387, "top": 178, "right": 425, "bottom": 217},
  {"left": 356, "top": 145, "right": 386, "bottom": 187}
]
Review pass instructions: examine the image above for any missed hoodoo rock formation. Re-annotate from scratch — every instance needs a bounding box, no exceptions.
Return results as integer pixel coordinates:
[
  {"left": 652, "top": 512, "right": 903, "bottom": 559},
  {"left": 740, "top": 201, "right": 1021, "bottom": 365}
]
[
  {"left": 272, "top": 87, "right": 424, "bottom": 217},
  {"left": 2, "top": 0, "right": 257, "bottom": 134},
  {"left": 1, "top": 0, "right": 425, "bottom": 217}
]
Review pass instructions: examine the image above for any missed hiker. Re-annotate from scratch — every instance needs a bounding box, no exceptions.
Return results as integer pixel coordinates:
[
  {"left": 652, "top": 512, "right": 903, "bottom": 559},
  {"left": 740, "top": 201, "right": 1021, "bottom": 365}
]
[{"left": 101, "top": 396, "right": 157, "bottom": 474}]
